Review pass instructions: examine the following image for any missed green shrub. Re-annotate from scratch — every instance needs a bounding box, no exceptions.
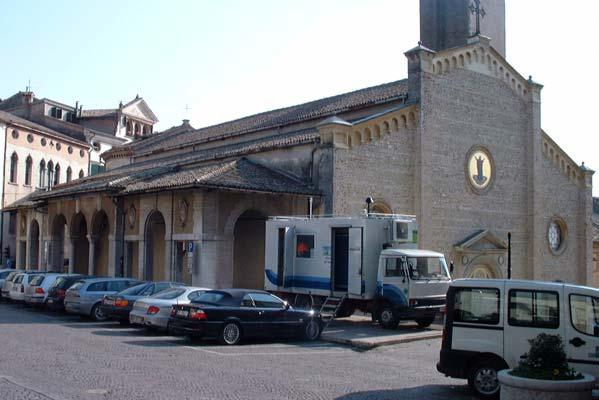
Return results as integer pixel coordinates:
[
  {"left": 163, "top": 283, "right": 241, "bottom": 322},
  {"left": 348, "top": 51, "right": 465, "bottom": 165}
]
[{"left": 510, "top": 333, "right": 583, "bottom": 380}]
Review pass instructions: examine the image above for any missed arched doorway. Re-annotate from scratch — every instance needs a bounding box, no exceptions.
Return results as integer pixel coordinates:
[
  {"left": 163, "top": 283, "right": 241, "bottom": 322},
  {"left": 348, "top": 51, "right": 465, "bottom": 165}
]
[
  {"left": 28, "top": 220, "right": 40, "bottom": 270},
  {"left": 144, "top": 211, "right": 165, "bottom": 281},
  {"left": 50, "top": 215, "right": 67, "bottom": 272},
  {"left": 233, "top": 210, "right": 267, "bottom": 289},
  {"left": 91, "top": 211, "right": 109, "bottom": 277},
  {"left": 467, "top": 264, "right": 497, "bottom": 279},
  {"left": 70, "top": 212, "right": 89, "bottom": 274},
  {"left": 372, "top": 201, "right": 392, "bottom": 214}
]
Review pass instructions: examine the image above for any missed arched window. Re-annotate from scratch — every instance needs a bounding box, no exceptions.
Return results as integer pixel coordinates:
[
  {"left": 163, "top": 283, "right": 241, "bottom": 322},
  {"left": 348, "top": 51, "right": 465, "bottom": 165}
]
[
  {"left": 126, "top": 121, "right": 133, "bottom": 136},
  {"left": 142, "top": 126, "right": 148, "bottom": 136},
  {"left": 9, "top": 152, "right": 18, "bottom": 183},
  {"left": 39, "top": 160, "right": 46, "bottom": 188},
  {"left": 47, "top": 161, "right": 54, "bottom": 189},
  {"left": 134, "top": 123, "right": 140, "bottom": 137},
  {"left": 54, "top": 163, "right": 60, "bottom": 186},
  {"left": 66, "top": 167, "right": 72, "bottom": 183},
  {"left": 24, "top": 156, "right": 32, "bottom": 186},
  {"left": 79, "top": 169, "right": 84, "bottom": 179}
]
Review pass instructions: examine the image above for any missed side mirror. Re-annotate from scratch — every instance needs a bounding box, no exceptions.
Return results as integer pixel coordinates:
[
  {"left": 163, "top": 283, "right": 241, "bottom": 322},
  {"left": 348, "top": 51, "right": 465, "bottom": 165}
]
[
  {"left": 449, "top": 262, "right": 454, "bottom": 274},
  {"left": 283, "top": 301, "right": 290, "bottom": 310}
]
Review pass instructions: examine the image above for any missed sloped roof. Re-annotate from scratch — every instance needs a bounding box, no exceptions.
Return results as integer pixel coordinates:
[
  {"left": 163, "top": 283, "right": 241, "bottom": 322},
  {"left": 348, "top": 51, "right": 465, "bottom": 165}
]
[
  {"left": 79, "top": 109, "right": 117, "bottom": 118},
  {"left": 0, "top": 92, "right": 28, "bottom": 110},
  {"left": 122, "top": 79, "right": 408, "bottom": 155},
  {"left": 0, "top": 110, "right": 89, "bottom": 147}
]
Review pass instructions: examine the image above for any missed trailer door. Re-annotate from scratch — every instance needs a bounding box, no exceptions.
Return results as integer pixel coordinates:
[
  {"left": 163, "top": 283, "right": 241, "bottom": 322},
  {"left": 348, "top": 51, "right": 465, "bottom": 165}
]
[
  {"left": 279, "top": 227, "right": 295, "bottom": 287},
  {"left": 348, "top": 227, "right": 363, "bottom": 295}
]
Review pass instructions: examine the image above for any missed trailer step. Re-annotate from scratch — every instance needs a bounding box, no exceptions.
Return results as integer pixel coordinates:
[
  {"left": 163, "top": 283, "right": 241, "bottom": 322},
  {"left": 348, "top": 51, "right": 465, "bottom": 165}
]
[{"left": 319, "top": 295, "right": 347, "bottom": 331}]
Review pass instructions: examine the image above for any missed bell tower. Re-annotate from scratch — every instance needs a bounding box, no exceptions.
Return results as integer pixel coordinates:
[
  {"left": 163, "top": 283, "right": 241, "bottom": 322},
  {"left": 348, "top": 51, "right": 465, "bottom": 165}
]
[{"left": 420, "top": 0, "right": 506, "bottom": 57}]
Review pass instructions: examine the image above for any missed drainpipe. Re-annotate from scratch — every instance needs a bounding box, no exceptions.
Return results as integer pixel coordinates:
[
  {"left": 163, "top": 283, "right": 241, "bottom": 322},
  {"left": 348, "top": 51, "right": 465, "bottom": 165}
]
[
  {"left": 170, "top": 192, "right": 175, "bottom": 282},
  {"left": 0, "top": 123, "right": 8, "bottom": 266}
]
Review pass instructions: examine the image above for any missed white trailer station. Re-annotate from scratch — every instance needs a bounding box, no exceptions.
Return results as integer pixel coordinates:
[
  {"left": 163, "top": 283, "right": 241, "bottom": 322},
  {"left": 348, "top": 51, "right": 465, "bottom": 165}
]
[{"left": 264, "top": 214, "right": 451, "bottom": 329}]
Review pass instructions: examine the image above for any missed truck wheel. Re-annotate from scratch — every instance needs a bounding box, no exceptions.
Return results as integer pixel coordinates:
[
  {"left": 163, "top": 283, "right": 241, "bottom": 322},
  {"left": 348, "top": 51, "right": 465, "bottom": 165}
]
[
  {"left": 379, "top": 305, "right": 399, "bottom": 329},
  {"left": 415, "top": 316, "right": 435, "bottom": 328},
  {"left": 467, "top": 359, "right": 503, "bottom": 399}
]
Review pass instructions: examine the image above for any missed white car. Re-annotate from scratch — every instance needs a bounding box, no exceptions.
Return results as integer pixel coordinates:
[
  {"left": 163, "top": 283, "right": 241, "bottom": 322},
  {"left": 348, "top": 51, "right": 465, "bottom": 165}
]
[
  {"left": 437, "top": 278, "right": 599, "bottom": 399},
  {"left": 129, "top": 287, "right": 209, "bottom": 331},
  {"left": 9, "top": 272, "right": 44, "bottom": 302},
  {"left": 24, "top": 273, "right": 66, "bottom": 306},
  {"left": 1, "top": 270, "right": 24, "bottom": 299}
]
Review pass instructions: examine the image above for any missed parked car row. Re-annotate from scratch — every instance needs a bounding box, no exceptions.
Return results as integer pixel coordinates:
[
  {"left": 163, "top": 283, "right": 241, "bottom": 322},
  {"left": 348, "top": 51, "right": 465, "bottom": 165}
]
[{"left": 0, "top": 269, "right": 324, "bottom": 346}]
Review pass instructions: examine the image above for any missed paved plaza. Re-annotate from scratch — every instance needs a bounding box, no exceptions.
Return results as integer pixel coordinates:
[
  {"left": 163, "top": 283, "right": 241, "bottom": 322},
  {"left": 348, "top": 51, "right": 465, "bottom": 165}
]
[{"left": 0, "top": 302, "right": 474, "bottom": 400}]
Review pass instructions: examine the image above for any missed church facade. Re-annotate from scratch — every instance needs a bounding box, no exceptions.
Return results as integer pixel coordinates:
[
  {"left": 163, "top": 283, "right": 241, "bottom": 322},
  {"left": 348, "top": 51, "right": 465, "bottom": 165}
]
[{"left": 6, "top": 0, "right": 594, "bottom": 288}]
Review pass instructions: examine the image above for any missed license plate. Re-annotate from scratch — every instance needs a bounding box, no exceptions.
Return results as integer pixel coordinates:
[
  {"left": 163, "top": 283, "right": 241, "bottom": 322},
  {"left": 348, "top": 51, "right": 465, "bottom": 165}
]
[
  {"left": 177, "top": 310, "right": 189, "bottom": 318},
  {"left": 104, "top": 299, "right": 114, "bottom": 306}
]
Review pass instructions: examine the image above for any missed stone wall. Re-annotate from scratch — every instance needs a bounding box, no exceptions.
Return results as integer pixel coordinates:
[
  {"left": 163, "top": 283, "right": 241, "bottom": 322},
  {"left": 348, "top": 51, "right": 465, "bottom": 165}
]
[{"left": 419, "top": 67, "right": 530, "bottom": 279}]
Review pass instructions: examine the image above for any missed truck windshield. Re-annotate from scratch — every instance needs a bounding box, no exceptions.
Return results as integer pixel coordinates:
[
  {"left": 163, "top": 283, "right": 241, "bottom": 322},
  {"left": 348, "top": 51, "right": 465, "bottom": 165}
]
[{"left": 406, "top": 257, "right": 450, "bottom": 280}]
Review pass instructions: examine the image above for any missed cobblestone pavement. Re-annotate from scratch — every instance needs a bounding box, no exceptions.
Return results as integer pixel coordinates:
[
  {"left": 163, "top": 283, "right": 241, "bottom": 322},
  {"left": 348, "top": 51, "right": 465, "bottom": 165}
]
[{"left": 0, "top": 302, "right": 475, "bottom": 400}]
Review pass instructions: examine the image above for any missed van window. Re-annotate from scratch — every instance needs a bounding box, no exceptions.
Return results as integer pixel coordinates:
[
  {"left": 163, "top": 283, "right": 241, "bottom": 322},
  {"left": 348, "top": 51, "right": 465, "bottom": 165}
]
[
  {"left": 453, "top": 287, "right": 500, "bottom": 325},
  {"left": 570, "top": 294, "right": 599, "bottom": 337},
  {"left": 384, "top": 258, "right": 405, "bottom": 277},
  {"left": 508, "top": 290, "right": 559, "bottom": 329}
]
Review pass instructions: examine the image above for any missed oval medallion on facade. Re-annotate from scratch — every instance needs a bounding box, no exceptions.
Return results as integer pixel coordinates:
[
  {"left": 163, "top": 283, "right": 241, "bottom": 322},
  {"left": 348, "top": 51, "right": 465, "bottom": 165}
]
[
  {"left": 466, "top": 146, "right": 494, "bottom": 193},
  {"left": 547, "top": 217, "right": 567, "bottom": 255}
]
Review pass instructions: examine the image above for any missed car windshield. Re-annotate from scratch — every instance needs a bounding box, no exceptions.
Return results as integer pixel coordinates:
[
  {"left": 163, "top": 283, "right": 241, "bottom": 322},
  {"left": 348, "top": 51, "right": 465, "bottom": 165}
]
[
  {"left": 151, "top": 288, "right": 186, "bottom": 300},
  {"left": 193, "top": 291, "right": 228, "bottom": 304},
  {"left": 0, "top": 271, "right": 11, "bottom": 279},
  {"left": 115, "top": 283, "right": 149, "bottom": 296},
  {"left": 30, "top": 275, "right": 45, "bottom": 286},
  {"left": 405, "top": 257, "right": 450, "bottom": 280}
]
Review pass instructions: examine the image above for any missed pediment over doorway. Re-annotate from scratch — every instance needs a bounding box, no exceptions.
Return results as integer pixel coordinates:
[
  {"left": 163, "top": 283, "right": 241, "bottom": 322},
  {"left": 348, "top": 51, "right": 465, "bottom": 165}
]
[{"left": 454, "top": 230, "right": 507, "bottom": 253}]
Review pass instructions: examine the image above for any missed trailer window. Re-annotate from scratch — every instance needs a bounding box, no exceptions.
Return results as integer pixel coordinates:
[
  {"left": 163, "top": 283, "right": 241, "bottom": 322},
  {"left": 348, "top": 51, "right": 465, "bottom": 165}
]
[
  {"left": 296, "top": 235, "right": 314, "bottom": 258},
  {"left": 570, "top": 294, "right": 599, "bottom": 337},
  {"left": 384, "top": 258, "right": 405, "bottom": 277},
  {"left": 454, "top": 287, "right": 500, "bottom": 325},
  {"left": 508, "top": 290, "right": 559, "bottom": 329}
]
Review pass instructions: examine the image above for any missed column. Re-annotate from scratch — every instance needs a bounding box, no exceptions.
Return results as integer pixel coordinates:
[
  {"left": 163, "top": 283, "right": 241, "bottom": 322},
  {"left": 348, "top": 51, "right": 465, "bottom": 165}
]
[
  {"left": 68, "top": 237, "right": 75, "bottom": 274},
  {"left": 164, "top": 239, "right": 173, "bottom": 282},
  {"left": 108, "top": 236, "right": 116, "bottom": 277},
  {"left": 137, "top": 239, "right": 145, "bottom": 280},
  {"left": 88, "top": 235, "right": 97, "bottom": 276}
]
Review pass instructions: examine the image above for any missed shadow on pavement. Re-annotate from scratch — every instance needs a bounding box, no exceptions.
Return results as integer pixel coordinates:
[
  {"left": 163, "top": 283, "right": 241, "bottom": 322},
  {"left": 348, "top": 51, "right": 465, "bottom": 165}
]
[
  {"left": 121, "top": 338, "right": 187, "bottom": 347},
  {"left": 334, "top": 385, "right": 475, "bottom": 400}
]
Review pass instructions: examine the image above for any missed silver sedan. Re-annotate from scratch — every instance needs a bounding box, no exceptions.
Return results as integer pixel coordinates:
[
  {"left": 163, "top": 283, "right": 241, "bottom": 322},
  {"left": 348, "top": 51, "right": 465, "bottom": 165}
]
[{"left": 129, "top": 286, "right": 209, "bottom": 331}]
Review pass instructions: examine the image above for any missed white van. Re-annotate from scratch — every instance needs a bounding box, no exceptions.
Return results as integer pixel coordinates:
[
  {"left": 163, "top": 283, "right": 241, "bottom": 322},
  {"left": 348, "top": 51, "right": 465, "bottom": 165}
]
[{"left": 437, "top": 279, "right": 599, "bottom": 399}]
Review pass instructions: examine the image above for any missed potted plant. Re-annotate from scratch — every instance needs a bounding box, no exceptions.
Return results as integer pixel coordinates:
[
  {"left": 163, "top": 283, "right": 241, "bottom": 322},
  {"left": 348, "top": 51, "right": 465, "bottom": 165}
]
[{"left": 498, "top": 333, "right": 595, "bottom": 400}]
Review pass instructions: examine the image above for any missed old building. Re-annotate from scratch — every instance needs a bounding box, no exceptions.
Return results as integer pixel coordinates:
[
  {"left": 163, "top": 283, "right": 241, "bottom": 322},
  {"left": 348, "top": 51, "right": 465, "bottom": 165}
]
[
  {"left": 7, "top": 0, "right": 594, "bottom": 288},
  {"left": 0, "top": 92, "right": 158, "bottom": 175},
  {"left": 0, "top": 110, "right": 89, "bottom": 267}
]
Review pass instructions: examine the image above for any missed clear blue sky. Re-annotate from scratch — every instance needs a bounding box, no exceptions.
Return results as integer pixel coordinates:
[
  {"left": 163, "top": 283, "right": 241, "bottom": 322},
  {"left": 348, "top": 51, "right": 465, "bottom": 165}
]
[{"left": 1, "top": 1, "right": 598, "bottom": 194}]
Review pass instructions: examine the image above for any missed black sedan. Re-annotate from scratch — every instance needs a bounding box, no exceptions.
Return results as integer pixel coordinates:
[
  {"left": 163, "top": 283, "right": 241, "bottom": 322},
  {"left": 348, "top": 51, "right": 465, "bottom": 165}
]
[
  {"left": 169, "top": 289, "right": 323, "bottom": 345},
  {"left": 46, "top": 274, "right": 92, "bottom": 311},
  {"left": 100, "top": 281, "right": 182, "bottom": 323}
]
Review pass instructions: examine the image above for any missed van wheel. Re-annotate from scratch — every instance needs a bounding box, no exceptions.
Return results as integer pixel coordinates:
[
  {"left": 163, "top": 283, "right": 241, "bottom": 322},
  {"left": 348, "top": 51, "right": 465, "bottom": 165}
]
[
  {"left": 415, "top": 316, "right": 435, "bottom": 328},
  {"left": 219, "top": 321, "right": 242, "bottom": 345},
  {"left": 379, "top": 305, "right": 399, "bottom": 329},
  {"left": 468, "top": 359, "right": 503, "bottom": 399}
]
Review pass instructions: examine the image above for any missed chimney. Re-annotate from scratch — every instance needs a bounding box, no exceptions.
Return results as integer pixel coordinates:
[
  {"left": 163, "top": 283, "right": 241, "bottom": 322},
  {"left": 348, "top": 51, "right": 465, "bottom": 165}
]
[
  {"left": 23, "top": 91, "right": 34, "bottom": 104},
  {"left": 182, "top": 119, "right": 190, "bottom": 125}
]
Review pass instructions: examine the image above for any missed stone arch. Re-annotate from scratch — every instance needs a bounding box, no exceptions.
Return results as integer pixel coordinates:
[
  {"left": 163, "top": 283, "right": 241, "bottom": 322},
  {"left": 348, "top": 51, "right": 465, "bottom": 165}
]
[
  {"left": 363, "top": 128, "right": 372, "bottom": 143},
  {"left": 373, "top": 125, "right": 381, "bottom": 140},
  {"left": 451, "top": 56, "right": 457, "bottom": 69},
  {"left": 371, "top": 200, "right": 392, "bottom": 214},
  {"left": 408, "top": 112, "right": 416, "bottom": 128},
  {"left": 382, "top": 121, "right": 390, "bottom": 134},
  {"left": 70, "top": 212, "right": 89, "bottom": 275},
  {"left": 144, "top": 210, "right": 166, "bottom": 281},
  {"left": 28, "top": 219, "right": 40, "bottom": 270},
  {"left": 233, "top": 209, "right": 267, "bottom": 289},
  {"left": 465, "top": 263, "right": 500, "bottom": 279},
  {"left": 459, "top": 54, "right": 464, "bottom": 67},
  {"left": 91, "top": 210, "right": 110, "bottom": 277},
  {"left": 50, "top": 214, "right": 67, "bottom": 272},
  {"left": 466, "top": 52, "right": 472, "bottom": 64},
  {"left": 473, "top": 49, "right": 478, "bottom": 62},
  {"left": 391, "top": 117, "right": 399, "bottom": 132},
  {"left": 400, "top": 114, "right": 408, "bottom": 129},
  {"left": 444, "top": 59, "right": 450, "bottom": 73},
  {"left": 352, "top": 131, "right": 361, "bottom": 146},
  {"left": 435, "top": 60, "right": 442, "bottom": 74}
]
